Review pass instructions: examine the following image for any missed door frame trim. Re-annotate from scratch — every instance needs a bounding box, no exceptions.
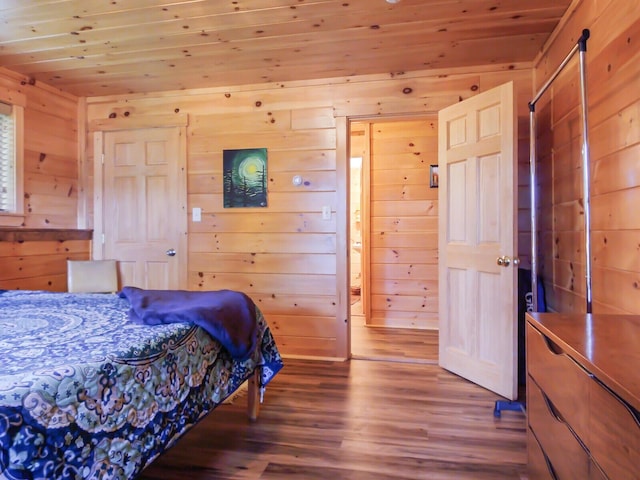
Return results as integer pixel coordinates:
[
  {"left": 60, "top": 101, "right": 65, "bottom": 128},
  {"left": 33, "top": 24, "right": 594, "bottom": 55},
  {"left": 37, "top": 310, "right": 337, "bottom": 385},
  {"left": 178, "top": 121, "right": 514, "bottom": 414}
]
[{"left": 92, "top": 117, "right": 189, "bottom": 289}]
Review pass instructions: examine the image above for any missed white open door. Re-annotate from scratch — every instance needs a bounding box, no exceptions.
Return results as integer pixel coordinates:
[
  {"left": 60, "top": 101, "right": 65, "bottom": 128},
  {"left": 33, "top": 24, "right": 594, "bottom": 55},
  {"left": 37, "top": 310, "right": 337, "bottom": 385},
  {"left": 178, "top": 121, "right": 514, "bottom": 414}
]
[{"left": 438, "top": 82, "right": 518, "bottom": 400}]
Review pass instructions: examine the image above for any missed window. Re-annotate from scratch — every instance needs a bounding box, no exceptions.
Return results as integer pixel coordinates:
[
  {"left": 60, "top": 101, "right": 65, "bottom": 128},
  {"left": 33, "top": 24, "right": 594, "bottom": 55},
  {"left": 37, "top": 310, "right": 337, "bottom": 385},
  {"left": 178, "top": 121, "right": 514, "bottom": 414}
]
[
  {"left": 0, "top": 96, "right": 24, "bottom": 223},
  {"left": 0, "top": 102, "right": 16, "bottom": 212}
]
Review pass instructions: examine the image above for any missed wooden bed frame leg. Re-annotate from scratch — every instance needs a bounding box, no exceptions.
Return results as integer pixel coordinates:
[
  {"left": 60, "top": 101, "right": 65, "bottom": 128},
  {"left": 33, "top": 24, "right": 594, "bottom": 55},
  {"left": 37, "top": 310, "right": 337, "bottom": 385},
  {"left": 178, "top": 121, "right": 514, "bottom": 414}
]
[{"left": 247, "top": 369, "right": 260, "bottom": 422}]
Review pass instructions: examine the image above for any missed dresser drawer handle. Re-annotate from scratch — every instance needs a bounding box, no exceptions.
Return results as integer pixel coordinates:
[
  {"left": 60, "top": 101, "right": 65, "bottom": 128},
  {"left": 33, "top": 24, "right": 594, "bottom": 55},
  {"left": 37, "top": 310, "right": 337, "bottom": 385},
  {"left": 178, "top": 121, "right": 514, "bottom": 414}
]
[
  {"left": 594, "top": 377, "right": 640, "bottom": 427},
  {"left": 540, "top": 388, "right": 565, "bottom": 422},
  {"left": 539, "top": 388, "right": 589, "bottom": 452},
  {"left": 541, "top": 334, "right": 564, "bottom": 355},
  {"left": 536, "top": 329, "right": 593, "bottom": 376},
  {"left": 531, "top": 428, "right": 559, "bottom": 480}
]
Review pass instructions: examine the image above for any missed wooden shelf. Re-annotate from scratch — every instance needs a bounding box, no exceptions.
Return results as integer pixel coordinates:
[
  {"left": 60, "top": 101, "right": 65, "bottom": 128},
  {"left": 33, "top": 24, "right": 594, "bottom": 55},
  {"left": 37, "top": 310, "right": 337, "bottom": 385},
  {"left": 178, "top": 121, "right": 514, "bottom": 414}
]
[{"left": 0, "top": 228, "right": 92, "bottom": 242}]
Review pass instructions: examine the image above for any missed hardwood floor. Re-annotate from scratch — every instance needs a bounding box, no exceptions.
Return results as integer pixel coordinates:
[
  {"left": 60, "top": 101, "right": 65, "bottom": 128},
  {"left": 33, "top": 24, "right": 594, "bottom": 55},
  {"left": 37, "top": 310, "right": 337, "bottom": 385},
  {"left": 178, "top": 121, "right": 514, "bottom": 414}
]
[
  {"left": 138, "top": 361, "right": 527, "bottom": 479},
  {"left": 350, "top": 299, "right": 439, "bottom": 364}
]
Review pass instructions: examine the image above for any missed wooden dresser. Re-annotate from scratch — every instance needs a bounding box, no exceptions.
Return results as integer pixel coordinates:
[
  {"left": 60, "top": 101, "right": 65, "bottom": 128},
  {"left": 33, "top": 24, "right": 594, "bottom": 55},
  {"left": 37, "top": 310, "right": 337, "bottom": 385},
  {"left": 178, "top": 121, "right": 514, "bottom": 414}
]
[{"left": 526, "top": 312, "right": 640, "bottom": 480}]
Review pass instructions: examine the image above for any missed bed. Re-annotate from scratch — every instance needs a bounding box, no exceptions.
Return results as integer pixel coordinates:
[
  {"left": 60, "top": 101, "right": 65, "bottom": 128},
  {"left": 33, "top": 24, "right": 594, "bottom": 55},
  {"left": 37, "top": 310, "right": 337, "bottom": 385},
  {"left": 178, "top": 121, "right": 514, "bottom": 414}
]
[{"left": 0, "top": 288, "right": 283, "bottom": 480}]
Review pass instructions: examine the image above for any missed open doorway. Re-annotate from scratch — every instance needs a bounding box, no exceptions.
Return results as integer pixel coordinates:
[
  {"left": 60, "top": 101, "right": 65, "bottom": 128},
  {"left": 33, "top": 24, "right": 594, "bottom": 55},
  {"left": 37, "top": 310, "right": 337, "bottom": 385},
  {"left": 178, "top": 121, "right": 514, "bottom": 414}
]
[
  {"left": 349, "top": 159, "right": 364, "bottom": 316},
  {"left": 348, "top": 117, "right": 439, "bottom": 363},
  {"left": 348, "top": 122, "right": 366, "bottom": 319}
]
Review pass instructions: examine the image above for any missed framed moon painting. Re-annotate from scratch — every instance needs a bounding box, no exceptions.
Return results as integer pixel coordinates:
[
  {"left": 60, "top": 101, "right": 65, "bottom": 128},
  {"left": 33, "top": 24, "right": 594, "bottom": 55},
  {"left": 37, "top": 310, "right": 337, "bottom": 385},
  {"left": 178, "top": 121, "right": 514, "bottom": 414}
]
[{"left": 223, "top": 148, "right": 268, "bottom": 208}]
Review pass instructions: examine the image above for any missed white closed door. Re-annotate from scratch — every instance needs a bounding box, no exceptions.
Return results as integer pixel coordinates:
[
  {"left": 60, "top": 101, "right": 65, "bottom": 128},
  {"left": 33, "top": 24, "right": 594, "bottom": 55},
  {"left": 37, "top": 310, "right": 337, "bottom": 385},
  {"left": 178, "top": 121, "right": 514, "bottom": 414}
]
[
  {"left": 438, "top": 82, "right": 518, "bottom": 400},
  {"left": 100, "top": 127, "right": 186, "bottom": 290}
]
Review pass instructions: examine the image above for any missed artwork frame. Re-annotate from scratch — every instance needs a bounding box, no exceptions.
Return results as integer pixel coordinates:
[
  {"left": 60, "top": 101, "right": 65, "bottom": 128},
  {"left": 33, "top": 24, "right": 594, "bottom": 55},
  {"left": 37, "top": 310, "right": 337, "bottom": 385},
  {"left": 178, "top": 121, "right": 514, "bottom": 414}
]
[
  {"left": 223, "top": 148, "right": 268, "bottom": 208},
  {"left": 430, "top": 164, "right": 439, "bottom": 188}
]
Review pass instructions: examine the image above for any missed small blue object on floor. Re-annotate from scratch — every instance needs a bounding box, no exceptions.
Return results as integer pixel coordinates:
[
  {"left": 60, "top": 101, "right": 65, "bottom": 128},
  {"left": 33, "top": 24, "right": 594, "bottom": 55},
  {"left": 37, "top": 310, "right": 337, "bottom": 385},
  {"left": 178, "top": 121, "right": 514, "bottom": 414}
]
[{"left": 493, "top": 400, "right": 525, "bottom": 417}]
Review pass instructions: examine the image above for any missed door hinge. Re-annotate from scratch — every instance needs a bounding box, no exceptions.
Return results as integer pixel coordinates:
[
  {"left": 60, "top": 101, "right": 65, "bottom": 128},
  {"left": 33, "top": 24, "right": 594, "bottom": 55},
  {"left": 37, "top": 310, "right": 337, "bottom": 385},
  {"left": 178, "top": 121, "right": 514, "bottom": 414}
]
[
  {"left": 101, "top": 153, "right": 105, "bottom": 165},
  {"left": 101, "top": 233, "right": 105, "bottom": 244}
]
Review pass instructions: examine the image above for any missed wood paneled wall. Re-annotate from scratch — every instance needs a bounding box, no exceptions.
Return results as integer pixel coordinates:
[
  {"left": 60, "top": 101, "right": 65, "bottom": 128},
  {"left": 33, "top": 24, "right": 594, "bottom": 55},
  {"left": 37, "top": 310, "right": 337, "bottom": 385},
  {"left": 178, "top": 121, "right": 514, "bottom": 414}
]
[
  {"left": 85, "top": 66, "right": 533, "bottom": 359},
  {"left": 0, "top": 68, "right": 88, "bottom": 292},
  {"left": 3, "top": 0, "right": 637, "bottom": 355},
  {"left": 368, "top": 119, "right": 439, "bottom": 329},
  {"left": 0, "top": 230, "right": 91, "bottom": 291},
  {"left": 534, "top": 0, "right": 640, "bottom": 314},
  {"left": 0, "top": 68, "right": 80, "bottom": 229}
]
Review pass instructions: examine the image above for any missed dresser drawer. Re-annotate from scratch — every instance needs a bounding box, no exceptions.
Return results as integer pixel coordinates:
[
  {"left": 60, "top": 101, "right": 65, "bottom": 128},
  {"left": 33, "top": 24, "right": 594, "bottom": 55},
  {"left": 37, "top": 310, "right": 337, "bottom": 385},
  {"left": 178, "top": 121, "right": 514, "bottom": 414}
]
[
  {"left": 528, "top": 377, "right": 590, "bottom": 480},
  {"left": 526, "top": 323, "right": 591, "bottom": 443},
  {"left": 527, "top": 428, "right": 555, "bottom": 480},
  {"left": 589, "top": 378, "right": 640, "bottom": 480},
  {"left": 589, "top": 460, "right": 608, "bottom": 480}
]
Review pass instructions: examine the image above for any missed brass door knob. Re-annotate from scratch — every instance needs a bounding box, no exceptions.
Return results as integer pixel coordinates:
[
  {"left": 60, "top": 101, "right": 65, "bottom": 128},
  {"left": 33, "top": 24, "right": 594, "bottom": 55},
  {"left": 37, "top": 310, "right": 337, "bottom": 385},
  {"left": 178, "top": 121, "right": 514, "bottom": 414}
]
[
  {"left": 497, "top": 256, "right": 520, "bottom": 267},
  {"left": 497, "top": 256, "right": 511, "bottom": 267}
]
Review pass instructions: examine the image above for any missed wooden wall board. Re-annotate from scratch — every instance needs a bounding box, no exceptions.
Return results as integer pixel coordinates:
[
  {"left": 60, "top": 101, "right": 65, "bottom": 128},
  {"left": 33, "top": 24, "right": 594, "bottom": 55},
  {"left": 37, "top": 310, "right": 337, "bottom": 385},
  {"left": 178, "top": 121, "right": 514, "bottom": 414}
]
[
  {"left": 189, "top": 272, "right": 337, "bottom": 296},
  {"left": 187, "top": 212, "right": 335, "bottom": 234},
  {"left": 592, "top": 143, "right": 640, "bottom": 195},
  {"left": 250, "top": 294, "right": 337, "bottom": 318},
  {"left": 267, "top": 315, "right": 338, "bottom": 338},
  {"left": 590, "top": 50, "right": 640, "bottom": 127},
  {"left": 591, "top": 231, "right": 640, "bottom": 272},
  {"left": 0, "top": 238, "right": 90, "bottom": 291},
  {"left": 190, "top": 252, "right": 336, "bottom": 275}
]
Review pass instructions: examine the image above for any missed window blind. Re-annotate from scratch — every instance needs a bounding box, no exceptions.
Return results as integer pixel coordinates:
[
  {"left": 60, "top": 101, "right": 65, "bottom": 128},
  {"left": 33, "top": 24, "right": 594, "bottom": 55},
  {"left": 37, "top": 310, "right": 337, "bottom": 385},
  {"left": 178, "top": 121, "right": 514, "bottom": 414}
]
[{"left": 0, "top": 102, "right": 15, "bottom": 212}]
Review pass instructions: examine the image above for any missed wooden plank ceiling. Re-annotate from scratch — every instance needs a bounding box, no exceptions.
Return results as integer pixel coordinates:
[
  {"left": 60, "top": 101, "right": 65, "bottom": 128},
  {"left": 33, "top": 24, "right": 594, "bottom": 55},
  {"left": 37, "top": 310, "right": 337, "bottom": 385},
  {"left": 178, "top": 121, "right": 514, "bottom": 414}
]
[{"left": 0, "top": 0, "right": 572, "bottom": 97}]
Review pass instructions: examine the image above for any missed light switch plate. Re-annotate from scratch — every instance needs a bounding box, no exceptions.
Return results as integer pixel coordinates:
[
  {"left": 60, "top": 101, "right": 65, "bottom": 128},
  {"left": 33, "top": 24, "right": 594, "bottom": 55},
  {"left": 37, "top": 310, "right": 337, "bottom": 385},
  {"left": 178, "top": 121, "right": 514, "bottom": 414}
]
[
  {"left": 192, "top": 207, "right": 202, "bottom": 222},
  {"left": 322, "top": 205, "right": 331, "bottom": 220}
]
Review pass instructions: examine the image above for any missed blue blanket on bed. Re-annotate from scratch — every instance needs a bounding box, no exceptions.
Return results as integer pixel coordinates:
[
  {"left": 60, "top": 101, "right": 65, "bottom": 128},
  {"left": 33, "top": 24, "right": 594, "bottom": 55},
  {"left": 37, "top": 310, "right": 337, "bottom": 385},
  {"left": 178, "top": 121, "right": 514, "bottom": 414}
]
[
  {"left": 0, "top": 289, "right": 283, "bottom": 480},
  {"left": 119, "top": 287, "right": 258, "bottom": 360}
]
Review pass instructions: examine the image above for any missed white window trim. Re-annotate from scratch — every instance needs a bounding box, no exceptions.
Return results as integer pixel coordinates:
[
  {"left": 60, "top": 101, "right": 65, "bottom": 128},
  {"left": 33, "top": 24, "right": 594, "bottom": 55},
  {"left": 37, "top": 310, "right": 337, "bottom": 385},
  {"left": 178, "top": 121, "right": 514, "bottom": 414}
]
[{"left": 0, "top": 89, "right": 25, "bottom": 227}]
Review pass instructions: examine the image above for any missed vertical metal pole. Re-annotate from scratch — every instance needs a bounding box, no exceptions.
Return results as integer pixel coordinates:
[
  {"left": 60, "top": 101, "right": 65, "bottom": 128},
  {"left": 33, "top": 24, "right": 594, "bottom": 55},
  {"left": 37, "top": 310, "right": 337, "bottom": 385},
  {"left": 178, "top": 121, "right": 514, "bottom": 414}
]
[
  {"left": 578, "top": 30, "right": 593, "bottom": 314},
  {"left": 529, "top": 103, "right": 539, "bottom": 311},
  {"left": 528, "top": 29, "right": 591, "bottom": 314}
]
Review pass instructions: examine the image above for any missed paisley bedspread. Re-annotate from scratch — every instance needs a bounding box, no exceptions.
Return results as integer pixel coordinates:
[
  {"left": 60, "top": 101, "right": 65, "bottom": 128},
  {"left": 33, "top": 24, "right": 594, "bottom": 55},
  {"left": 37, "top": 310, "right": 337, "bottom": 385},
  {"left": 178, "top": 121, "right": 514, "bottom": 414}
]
[{"left": 0, "top": 290, "right": 283, "bottom": 480}]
